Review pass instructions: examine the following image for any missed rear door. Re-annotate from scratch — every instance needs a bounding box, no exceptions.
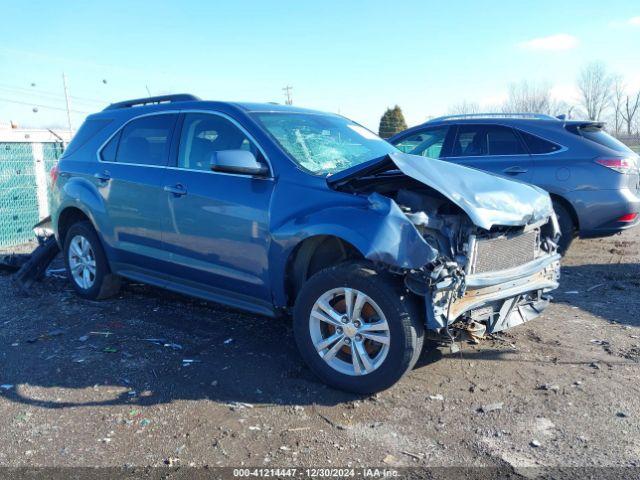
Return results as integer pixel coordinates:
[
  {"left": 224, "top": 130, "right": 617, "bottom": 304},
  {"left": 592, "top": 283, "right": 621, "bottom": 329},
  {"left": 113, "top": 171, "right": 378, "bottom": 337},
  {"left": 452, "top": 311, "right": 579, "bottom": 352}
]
[
  {"left": 96, "top": 113, "right": 178, "bottom": 276},
  {"left": 443, "top": 124, "right": 533, "bottom": 182}
]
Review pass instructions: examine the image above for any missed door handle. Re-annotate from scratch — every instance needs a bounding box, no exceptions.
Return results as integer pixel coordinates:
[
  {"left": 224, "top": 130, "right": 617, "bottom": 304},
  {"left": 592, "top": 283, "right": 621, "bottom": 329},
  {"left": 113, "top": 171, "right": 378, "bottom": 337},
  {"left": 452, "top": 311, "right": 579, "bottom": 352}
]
[
  {"left": 502, "top": 166, "right": 528, "bottom": 175},
  {"left": 94, "top": 171, "right": 111, "bottom": 183},
  {"left": 163, "top": 184, "right": 187, "bottom": 197}
]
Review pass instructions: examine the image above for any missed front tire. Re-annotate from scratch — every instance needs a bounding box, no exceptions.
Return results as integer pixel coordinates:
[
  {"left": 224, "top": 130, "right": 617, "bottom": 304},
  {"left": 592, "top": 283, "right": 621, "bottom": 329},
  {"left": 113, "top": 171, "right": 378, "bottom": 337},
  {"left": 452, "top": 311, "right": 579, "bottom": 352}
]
[
  {"left": 293, "top": 262, "right": 424, "bottom": 394},
  {"left": 63, "top": 221, "right": 121, "bottom": 300}
]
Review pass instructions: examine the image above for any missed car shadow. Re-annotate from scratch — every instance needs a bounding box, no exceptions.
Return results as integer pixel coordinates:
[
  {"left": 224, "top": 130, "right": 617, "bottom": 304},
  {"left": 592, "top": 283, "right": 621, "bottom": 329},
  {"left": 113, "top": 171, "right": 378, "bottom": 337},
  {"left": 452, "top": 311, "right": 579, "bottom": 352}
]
[
  {"left": 2, "top": 260, "right": 637, "bottom": 410},
  {"left": 555, "top": 262, "right": 640, "bottom": 327},
  {"left": 2, "top": 267, "right": 438, "bottom": 409}
]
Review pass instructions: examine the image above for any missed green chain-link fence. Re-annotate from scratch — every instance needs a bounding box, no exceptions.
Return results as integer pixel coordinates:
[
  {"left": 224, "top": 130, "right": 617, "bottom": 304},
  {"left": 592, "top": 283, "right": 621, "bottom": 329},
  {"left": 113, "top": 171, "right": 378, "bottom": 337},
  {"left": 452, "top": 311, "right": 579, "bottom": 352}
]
[{"left": 0, "top": 142, "right": 64, "bottom": 248}]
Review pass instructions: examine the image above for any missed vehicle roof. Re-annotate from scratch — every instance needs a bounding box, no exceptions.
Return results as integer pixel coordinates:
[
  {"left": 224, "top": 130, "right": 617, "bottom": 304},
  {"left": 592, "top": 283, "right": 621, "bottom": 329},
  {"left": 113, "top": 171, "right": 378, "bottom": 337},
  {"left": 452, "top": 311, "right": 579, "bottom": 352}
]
[
  {"left": 92, "top": 97, "right": 332, "bottom": 120},
  {"left": 414, "top": 115, "right": 598, "bottom": 128}
]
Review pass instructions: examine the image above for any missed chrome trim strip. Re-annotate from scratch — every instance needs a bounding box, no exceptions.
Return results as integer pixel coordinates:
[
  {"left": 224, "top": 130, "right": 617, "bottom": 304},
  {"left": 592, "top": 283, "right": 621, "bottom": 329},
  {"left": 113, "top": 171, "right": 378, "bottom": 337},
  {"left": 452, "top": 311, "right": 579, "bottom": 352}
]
[{"left": 96, "top": 109, "right": 274, "bottom": 178}]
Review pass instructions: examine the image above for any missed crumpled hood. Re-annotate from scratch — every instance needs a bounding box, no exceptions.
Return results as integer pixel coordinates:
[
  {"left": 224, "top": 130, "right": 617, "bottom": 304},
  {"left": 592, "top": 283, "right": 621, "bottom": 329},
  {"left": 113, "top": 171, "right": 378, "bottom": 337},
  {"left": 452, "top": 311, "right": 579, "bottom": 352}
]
[
  {"left": 391, "top": 152, "right": 553, "bottom": 230},
  {"left": 327, "top": 152, "right": 553, "bottom": 231}
]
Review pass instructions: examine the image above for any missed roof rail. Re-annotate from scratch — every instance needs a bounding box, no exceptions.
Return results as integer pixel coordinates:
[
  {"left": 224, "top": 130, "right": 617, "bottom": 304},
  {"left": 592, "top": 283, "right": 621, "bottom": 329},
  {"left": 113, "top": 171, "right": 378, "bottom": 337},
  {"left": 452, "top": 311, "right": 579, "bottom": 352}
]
[
  {"left": 428, "top": 112, "right": 559, "bottom": 122},
  {"left": 103, "top": 93, "right": 200, "bottom": 111}
]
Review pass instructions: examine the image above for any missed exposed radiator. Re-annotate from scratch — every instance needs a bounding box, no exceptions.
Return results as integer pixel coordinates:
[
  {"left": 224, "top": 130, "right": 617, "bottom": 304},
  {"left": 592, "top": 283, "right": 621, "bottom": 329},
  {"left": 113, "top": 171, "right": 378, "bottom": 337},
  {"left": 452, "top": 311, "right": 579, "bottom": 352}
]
[{"left": 470, "top": 230, "right": 538, "bottom": 274}]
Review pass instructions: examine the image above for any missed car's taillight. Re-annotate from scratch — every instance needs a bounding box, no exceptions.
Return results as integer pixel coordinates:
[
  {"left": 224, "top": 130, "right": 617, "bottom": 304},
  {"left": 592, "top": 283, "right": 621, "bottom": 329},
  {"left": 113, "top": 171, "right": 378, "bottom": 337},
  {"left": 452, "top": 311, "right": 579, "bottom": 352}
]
[
  {"left": 618, "top": 213, "right": 638, "bottom": 223},
  {"left": 50, "top": 164, "right": 60, "bottom": 185},
  {"left": 594, "top": 157, "right": 637, "bottom": 174}
]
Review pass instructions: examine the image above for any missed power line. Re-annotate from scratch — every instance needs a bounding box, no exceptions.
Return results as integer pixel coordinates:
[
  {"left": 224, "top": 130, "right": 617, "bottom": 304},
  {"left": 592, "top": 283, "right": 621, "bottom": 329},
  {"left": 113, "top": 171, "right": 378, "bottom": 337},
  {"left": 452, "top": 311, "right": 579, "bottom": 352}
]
[
  {"left": 0, "top": 82, "right": 107, "bottom": 105},
  {"left": 0, "top": 96, "right": 91, "bottom": 114}
]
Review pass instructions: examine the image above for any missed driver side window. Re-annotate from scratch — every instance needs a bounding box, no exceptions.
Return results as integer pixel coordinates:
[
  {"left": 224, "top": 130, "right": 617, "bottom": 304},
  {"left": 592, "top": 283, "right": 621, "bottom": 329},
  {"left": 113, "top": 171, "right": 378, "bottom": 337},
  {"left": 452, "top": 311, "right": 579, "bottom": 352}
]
[
  {"left": 394, "top": 127, "right": 448, "bottom": 158},
  {"left": 178, "top": 113, "right": 262, "bottom": 171}
]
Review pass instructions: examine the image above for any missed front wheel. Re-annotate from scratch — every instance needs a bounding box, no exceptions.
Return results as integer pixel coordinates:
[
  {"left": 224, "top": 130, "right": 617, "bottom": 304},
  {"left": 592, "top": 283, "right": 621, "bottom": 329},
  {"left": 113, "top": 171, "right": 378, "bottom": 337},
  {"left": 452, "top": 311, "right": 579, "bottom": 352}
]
[{"left": 293, "top": 262, "right": 424, "bottom": 394}]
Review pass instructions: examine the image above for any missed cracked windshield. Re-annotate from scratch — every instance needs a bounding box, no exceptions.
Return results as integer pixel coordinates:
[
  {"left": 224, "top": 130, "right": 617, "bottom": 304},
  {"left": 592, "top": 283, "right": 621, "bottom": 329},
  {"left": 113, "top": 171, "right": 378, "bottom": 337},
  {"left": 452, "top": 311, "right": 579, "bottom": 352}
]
[{"left": 255, "top": 113, "right": 397, "bottom": 175}]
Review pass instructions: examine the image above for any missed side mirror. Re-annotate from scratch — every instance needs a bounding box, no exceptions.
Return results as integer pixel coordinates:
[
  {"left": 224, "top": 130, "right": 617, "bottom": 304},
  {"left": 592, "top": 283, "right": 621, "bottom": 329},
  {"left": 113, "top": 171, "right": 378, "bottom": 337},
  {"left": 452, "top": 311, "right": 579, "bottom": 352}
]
[{"left": 210, "top": 150, "right": 269, "bottom": 176}]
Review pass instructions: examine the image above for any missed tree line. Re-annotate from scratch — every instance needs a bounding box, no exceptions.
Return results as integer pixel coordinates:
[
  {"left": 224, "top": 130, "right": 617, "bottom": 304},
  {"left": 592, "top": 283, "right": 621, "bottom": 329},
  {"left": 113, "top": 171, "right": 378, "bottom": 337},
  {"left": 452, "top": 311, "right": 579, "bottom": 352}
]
[{"left": 378, "top": 62, "right": 640, "bottom": 141}]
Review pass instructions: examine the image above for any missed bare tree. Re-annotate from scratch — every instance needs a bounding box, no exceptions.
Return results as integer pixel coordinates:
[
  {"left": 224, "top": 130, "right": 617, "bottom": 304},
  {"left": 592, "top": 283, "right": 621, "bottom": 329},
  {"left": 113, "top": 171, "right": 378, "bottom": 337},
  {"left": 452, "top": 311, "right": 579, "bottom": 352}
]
[
  {"left": 621, "top": 90, "right": 640, "bottom": 135},
  {"left": 577, "top": 62, "right": 613, "bottom": 121},
  {"left": 500, "top": 80, "right": 572, "bottom": 117},
  {"left": 448, "top": 100, "right": 481, "bottom": 115},
  {"left": 611, "top": 76, "right": 625, "bottom": 136}
]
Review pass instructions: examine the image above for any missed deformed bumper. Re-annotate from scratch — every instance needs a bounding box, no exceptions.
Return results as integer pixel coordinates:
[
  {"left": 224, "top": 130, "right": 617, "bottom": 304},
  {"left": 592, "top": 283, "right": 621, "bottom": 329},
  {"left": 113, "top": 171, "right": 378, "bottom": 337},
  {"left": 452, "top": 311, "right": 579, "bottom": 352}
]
[{"left": 427, "top": 253, "right": 561, "bottom": 332}]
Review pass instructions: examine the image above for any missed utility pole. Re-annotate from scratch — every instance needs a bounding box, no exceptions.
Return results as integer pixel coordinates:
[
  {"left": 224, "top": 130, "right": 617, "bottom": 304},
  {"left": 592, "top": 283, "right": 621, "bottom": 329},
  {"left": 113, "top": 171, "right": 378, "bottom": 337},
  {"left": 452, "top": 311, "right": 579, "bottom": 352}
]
[
  {"left": 62, "top": 73, "right": 73, "bottom": 133},
  {"left": 282, "top": 85, "right": 293, "bottom": 105}
]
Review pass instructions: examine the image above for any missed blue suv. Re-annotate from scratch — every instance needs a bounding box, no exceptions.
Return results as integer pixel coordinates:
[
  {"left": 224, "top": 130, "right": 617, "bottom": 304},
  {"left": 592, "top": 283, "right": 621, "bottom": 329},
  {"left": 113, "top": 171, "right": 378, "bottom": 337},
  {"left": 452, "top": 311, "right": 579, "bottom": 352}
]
[
  {"left": 389, "top": 113, "right": 640, "bottom": 252},
  {"left": 50, "top": 96, "right": 561, "bottom": 393}
]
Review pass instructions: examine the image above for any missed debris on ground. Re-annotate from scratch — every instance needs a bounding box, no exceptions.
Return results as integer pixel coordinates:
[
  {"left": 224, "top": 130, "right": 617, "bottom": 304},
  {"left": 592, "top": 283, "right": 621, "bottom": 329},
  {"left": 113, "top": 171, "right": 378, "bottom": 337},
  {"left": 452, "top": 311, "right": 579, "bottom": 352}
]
[
  {"left": 530, "top": 439, "right": 541, "bottom": 448},
  {"left": 182, "top": 359, "right": 200, "bottom": 367},
  {"left": 537, "top": 384, "right": 560, "bottom": 392},
  {"left": 226, "top": 402, "right": 254, "bottom": 411},
  {"left": 26, "top": 329, "right": 64, "bottom": 343},
  {"left": 13, "top": 235, "right": 60, "bottom": 291},
  {"left": 478, "top": 402, "right": 503, "bottom": 413},
  {"left": 401, "top": 451, "right": 423, "bottom": 460},
  {"left": 0, "top": 254, "right": 30, "bottom": 272},
  {"left": 383, "top": 454, "right": 398, "bottom": 465},
  {"left": 429, "top": 394, "right": 444, "bottom": 401},
  {"left": 144, "top": 338, "right": 182, "bottom": 350}
]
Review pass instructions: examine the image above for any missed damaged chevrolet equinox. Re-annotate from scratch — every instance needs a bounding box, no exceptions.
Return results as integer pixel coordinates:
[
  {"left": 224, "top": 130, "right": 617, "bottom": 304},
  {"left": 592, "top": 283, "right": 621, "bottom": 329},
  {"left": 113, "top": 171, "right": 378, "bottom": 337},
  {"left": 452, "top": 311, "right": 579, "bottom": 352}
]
[{"left": 50, "top": 95, "right": 561, "bottom": 393}]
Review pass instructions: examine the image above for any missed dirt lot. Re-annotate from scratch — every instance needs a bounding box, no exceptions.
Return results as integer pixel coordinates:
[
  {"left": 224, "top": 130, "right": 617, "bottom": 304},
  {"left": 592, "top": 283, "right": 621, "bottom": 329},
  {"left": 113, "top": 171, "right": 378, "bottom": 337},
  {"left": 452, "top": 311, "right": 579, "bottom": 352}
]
[{"left": 0, "top": 229, "right": 639, "bottom": 474}]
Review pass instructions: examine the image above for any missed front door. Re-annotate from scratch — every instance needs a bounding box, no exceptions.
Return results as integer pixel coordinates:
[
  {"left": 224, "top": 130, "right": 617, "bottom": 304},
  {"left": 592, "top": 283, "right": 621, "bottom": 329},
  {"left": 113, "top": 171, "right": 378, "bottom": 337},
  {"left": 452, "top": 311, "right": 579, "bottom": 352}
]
[
  {"left": 444, "top": 124, "right": 533, "bottom": 183},
  {"left": 160, "top": 112, "right": 275, "bottom": 312}
]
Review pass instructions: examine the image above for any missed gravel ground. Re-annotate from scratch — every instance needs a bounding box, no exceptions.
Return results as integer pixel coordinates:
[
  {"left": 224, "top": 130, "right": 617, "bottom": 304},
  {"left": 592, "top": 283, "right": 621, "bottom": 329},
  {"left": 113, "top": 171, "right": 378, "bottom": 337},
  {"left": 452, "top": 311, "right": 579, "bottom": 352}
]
[{"left": 0, "top": 229, "right": 639, "bottom": 473}]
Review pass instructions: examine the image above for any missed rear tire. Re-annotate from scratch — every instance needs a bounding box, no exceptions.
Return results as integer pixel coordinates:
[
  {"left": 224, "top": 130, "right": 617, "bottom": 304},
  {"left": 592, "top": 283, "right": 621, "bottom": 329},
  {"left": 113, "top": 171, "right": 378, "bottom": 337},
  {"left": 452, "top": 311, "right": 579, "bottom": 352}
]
[
  {"left": 552, "top": 201, "right": 575, "bottom": 254},
  {"left": 63, "top": 221, "right": 121, "bottom": 300},
  {"left": 293, "top": 262, "right": 424, "bottom": 394}
]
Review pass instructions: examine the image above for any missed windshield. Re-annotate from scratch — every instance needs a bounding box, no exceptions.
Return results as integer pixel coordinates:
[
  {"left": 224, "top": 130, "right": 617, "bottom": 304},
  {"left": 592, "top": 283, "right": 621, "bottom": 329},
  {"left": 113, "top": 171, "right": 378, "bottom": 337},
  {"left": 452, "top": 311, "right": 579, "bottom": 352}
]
[{"left": 254, "top": 113, "right": 397, "bottom": 174}]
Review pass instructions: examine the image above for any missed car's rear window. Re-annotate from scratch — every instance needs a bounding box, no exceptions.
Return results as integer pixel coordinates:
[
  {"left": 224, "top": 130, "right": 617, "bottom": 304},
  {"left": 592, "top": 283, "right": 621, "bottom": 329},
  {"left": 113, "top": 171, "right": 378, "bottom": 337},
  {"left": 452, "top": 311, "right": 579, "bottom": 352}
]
[
  {"left": 572, "top": 125, "right": 633, "bottom": 154},
  {"left": 518, "top": 130, "right": 562, "bottom": 154},
  {"left": 62, "top": 117, "right": 113, "bottom": 157}
]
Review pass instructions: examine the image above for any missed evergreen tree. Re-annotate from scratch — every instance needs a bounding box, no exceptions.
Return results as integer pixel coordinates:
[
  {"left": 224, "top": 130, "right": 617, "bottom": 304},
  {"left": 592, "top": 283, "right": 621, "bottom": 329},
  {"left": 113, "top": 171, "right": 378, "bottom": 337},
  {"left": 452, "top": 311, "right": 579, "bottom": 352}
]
[{"left": 378, "top": 105, "right": 408, "bottom": 138}]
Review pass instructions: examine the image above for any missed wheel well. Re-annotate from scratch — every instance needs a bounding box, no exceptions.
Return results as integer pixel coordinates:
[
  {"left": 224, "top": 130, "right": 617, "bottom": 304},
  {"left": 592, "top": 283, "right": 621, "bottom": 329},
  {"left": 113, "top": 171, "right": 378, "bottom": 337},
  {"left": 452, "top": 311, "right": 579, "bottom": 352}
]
[
  {"left": 285, "top": 235, "right": 363, "bottom": 306},
  {"left": 549, "top": 194, "right": 579, "bottom": 230},
  {"left": 57, "top": 207, "right": 91, "bottom": 244}
]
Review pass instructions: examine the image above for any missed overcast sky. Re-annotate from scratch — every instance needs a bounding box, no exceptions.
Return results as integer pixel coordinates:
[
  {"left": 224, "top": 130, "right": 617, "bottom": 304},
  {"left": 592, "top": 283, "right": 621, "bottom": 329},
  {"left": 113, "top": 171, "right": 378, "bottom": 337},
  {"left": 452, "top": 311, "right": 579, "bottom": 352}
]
[{"left": 1, "top": 0, "right": 639, "bottom": 131}]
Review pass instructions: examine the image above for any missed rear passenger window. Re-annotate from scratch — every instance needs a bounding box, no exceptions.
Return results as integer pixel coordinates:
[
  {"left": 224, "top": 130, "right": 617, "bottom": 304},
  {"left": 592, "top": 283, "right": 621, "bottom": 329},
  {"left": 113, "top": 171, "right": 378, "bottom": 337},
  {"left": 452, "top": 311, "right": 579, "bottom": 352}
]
[
  {"left": 486, "top": 126, "right": 526, "bottom": 155},
  {"left": 518, "top": 130, "right": 562, "bottom": 154},
  {"left": 450, "top": 125, "right": 526, "bottom": 157},
  {"left": 450, "top": 125, "right": 486, "bottom": 156},
  {"left": 100, "top": 131, "right": 120, "bottom": 162},
  {"left": 113, "top": 114, "right": 177, "bottom": 166}
]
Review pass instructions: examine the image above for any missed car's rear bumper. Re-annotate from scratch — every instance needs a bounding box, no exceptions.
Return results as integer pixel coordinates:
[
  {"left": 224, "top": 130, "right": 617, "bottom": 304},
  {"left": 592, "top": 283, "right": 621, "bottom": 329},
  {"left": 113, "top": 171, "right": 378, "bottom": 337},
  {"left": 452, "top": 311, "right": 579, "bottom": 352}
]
[{"left": 567, "top": 188, "right": 640, "bottom": 238}]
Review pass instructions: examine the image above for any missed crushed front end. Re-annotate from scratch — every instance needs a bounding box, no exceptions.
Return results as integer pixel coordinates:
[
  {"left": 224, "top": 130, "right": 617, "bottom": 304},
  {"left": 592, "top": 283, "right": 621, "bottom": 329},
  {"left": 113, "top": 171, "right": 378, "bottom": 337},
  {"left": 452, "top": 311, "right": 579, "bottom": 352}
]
[
  {"left": 327, "top": 152, "right": 562, "bottom": 338},
  {"left": 400, "top": 192, "right": 561, "bottom": 336}
]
